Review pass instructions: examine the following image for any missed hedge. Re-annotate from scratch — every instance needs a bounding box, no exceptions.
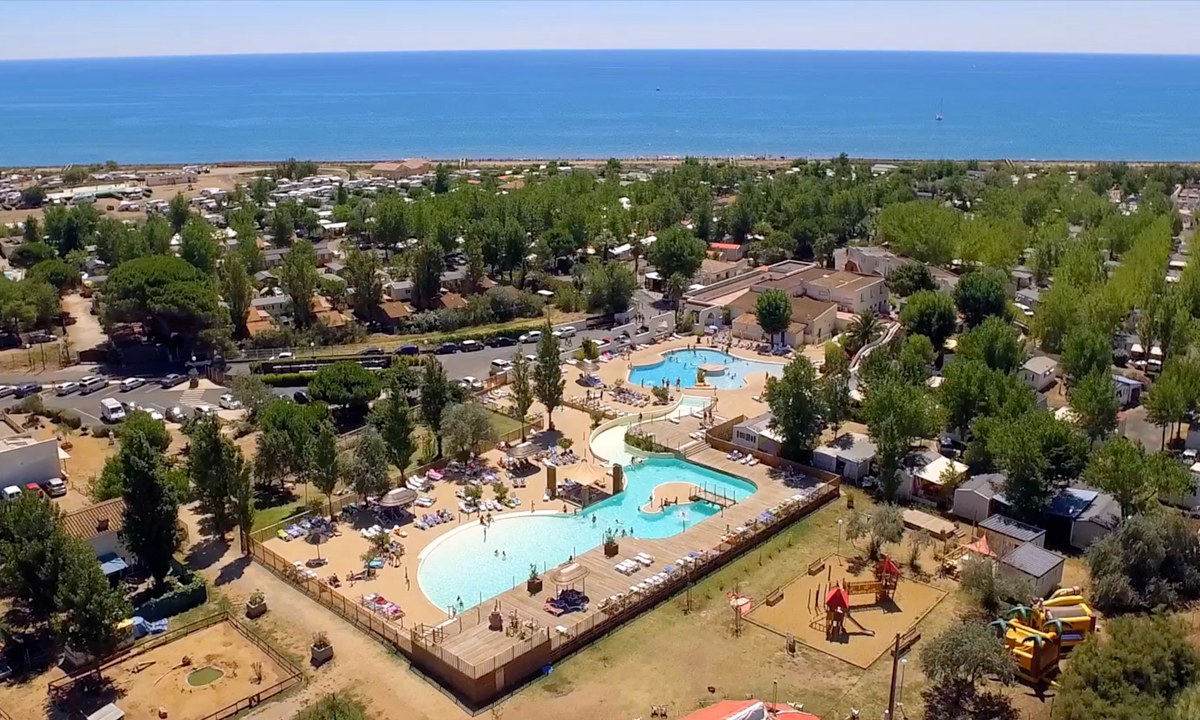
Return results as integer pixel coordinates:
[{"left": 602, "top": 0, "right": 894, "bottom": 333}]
[
  {"left": 257, "top": 372, "right": 314, "bottom": 387},
  {"left": 134, "top": 568, "right": 208, "bottom": 621}
]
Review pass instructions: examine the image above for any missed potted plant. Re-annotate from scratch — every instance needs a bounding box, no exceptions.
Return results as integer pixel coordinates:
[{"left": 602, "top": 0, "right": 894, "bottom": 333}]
[
  {"left": 310, "top": 631, "right": 333, "bottom": 666},
  {"left": 526, "top": 564, "right": 543, "bottom": 595},
  {"left": 245, "top": 588, "right": 267, "bottom": 619},
  {"left": 603, "top": 528, "right": 619, "bottom": 558}
]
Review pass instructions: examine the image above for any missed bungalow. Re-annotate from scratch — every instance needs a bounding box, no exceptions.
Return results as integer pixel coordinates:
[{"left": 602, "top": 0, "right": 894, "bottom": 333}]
[
  {"left": 728, "top": 292, "right": 837, "bottom": 347},
  {"left": 253, "top": 270, "right": 278, "bottom": 287},
  {"left": 250, "top": 293, "right": 292, "bottom": 318},
  {"left": 1015, "top": 286, "right": 1042, "bottom": 309},
  {"left": 384, "top": 280, "right": 414, "bottom": 302},
  {"left": 324, "top": 261, "right": 346, "bottom": 277},
  {"left": 244, "top": 308, "right": 278, "bottom": 337},
  {"left": 62, "top": 498, "right": 131, "bottom": 573},
  {"left": 609, "top": 243, "right": 634, "bottom": 261},
  {"left": 1112, "top": 374, "right": 1142, "bottom": 408},
  {"left": 811, "top": 432, "right": 876, "bottom": 481},
  {"left": 708, "top": 242, "right": 746, "bottom": 261},
  {"left": 263, "top": 247, "right": 289, "bottom": 269},
  {"left": 1020, "top": 356, "right": 1059, "bottom": 392},
  {"left": 978, "top": 514, "right": 1046, "bottom": 558},
  {"left": 371, "top": 158, "right": 433, "bottom": 179},
  {"left": 373, "top": 300, "right": 412, "bottom": 332},
  {"left": 698, "top": 258, "right": 746, "bottom": 285},
  {"left": 311, "top": 294, "right": 348, "bottom": 329},
  {"left": 731, "top": 412, "right": 783, "bottom": 456},
  {"left": 952, "top": 473, "right": 1006, "bottom": 524},
  {"left": 1045, "top": 487, "right": 1122, "bottom": 550},
  {"left": 999, "top": 543, "right": 1065, "bottom": 598},
  {"left": 899, "top": 449, "right": 967, "bottom": 504}
]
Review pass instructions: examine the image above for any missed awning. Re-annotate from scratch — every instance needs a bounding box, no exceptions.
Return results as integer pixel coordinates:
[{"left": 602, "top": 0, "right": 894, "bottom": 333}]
[
  {"left": 549, "top": 562, "right": 590, "bottom": 585},
  {"left": 379, "top": 487, "right": 418, "bottom": 508},
  {"left": 508, "top": 441, "right": 539, "bottom": 460},
  {"left": 98, "top": 553, "right": 128, "bottom": 576}
]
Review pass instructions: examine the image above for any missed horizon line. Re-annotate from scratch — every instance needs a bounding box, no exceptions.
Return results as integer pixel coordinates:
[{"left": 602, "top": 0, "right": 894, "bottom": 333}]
[{"left": 5, "top": 46, "right": 1200, "bottom": 63}]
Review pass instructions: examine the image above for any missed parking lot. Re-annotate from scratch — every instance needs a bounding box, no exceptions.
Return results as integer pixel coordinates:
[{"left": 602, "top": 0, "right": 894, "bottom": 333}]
[{"left": 0, "top": 378, "right": 228, "bottom": 426}]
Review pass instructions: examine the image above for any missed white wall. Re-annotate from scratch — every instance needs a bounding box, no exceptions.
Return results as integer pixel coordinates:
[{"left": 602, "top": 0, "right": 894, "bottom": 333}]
[{"left": 0, "top": 439, "right": 61, "bottom": 488}]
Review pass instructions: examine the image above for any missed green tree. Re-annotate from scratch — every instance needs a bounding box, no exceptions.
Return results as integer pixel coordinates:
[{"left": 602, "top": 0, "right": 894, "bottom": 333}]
[
  {"left": 899, "top": 290, "right": 958, "bottom": 350},
  {"left": 309, "top": 422, "right": 343, "bottom": 518},
  {"left": 863, "top": 376, "right": 943, "bottom": 499},
  {"left": 959, "top": 555, "right": 1031, "bottom": 616},
  {"left": 419, "top": 359, "right": 453, "bottom": 457},
  {"left": 957, "top": 316, "right": 1025, "bottom": 374},
  {"left": 920, "top": 621, "right": 1015, "bottom": 686},
  {"left": 1062, "top": 326, "right": 1111, "bottom": 383},
  {"left": 844, "top": 310, "right": 880, "bottom": 356},
  {"left": 754, "top": 288, "right": 793, "bottom": 346},
  {"left": 1144, "top": 361, "right": 1196, "bottom": 448},
  {"left": 1070, "top": 371, "right": 1119, "bottom": 444},
  {"left": 120, "top": 409, "right": 172, "bottom": 452},
  {"left": 897, "top": 333, "right": 936, "bottom": 385},
  {"left": 349, "top": 428, "right": 391, "bottom": 501},
  {"left": 168, "top": 192, "right": 191, "bottom": 232},
  {"left": 1083, "top": 437, "right": 1194, "bottom": 516},
  {"left": 509, "top": 350, "right": 535, "bottom": 440},
  {"left": 9, "top": 240, "right": 56, "bottom": 269},
  {"left": 1053, "top": 615, "right": 1199, "bottom": 720},
  {"left": 820, "top": 364, "right": 851, "bottom": 438},
  {"left": 980, "top": 409, "right": 1086, "bottom": 521},
  {"left": 120, "top": 432, "right": 182, "bottom": 585},
  {"left": 764, "top": 356, "right": 826, "bottom": 459},
  {"left": 254, "top": 399, "right": 331, "bottom": 485},
  {"left": 188, "top": 414, "right": 238, "bottom": 538},
  {"left": 0, "top": 492, "right": 71, "bottom": 619},
  {"left": 308, "top": 362, "right": 382, "bottom": 415},
  {"left": 344, "top": 244, "right": 382, "bottom": 319},
  {"left": 28, "top": 258, "right": 79, "bottom": 291},
  {"left": 410, "top": 238, "right": 444, "bottom": 311},
  {"left": 280, "top": 239, "right": 319, "bottom": 327},
  {"left": 874, "top": 200, "right": 962, "bottom": 265},
  {"left": 179, "top": 217, "right": 220, "bottom": 275},
  {"left": 534, "top": 322, "right": 564, "bottom": 430},
  {"left": 231, "top": 453, "right": 255, "bottom": 552},
  {"left": 370, "top": 381, "right": 415, "bottom": 472},
  {"left": 55, "top": 536, "right": 132, "bottom": 667},
  {"left": 433, "top": 163, "right": 452, "bottom": 194},
  {"left": 844, "top": 503, "right": 905, "bottom": 559},
  {"left": 222, "top": 253, "right": 253, "bottom": 337},
  {"left": 922, "top": 679, "right": 1020, "bottom": 720},
  {"left": 443, "top": 402, "right": 497, "bottom": 458},
  {"left": 296, "top": 693, "right": 370, "bottom": 720},
  {"left": 1031, "top": 283, "right": 1081, "bottom": 354},
  {"left": 464, "top": 236, "right": 487, "bottom": 294},
  {"left": 101, "top": 255, "right": 228, "bottom": 349},
  {"left": 886, "top": 262, "right": 936, "bottom": 297},
  {"left": 647, "top": 226, "right": 705, "bottom": 287},
  {"left": 954, "top": 267, "right": 1008, "bottom": 326},
  {"left": 21, "top": 216, "right": 41, "bottom": 244}
]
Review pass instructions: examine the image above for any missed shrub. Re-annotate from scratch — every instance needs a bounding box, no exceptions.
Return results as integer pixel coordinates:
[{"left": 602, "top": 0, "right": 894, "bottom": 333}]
[
  {"left": 651, "top": 386, "right": 669, "bottom": 403},
  {"left": 676, "top": 314, "right": 695, "bottom": 334},
  {"left": 134, "top": 569, "right": 208, "bottom": 621},
  {"left": 256, "top": 372, "right": 312, "bottom": 387},
  {"left": 14, "top": 394, "right": 45, "bottom": 415},
  {"left": 56, "top": 410, "right": 82, "bottom": 429}
]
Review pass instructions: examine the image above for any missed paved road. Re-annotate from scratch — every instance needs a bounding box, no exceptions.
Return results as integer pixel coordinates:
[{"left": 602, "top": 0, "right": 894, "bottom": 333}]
[{"left": 0, "top": 381, "right": 228, "bottom": 426}]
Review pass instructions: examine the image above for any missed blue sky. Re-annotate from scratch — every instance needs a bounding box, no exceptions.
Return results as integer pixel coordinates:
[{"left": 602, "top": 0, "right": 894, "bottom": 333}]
[{"left": 4, "top": 0, "right": 1198, "bottom": 60}]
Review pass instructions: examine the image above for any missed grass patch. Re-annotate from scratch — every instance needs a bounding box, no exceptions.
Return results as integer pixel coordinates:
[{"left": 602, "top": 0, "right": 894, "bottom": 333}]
[
  {"left": 487, "top": 409, "right": 524, "bottom": 438},
  {"left": 252, "top": 498, "right": 305, "bottom": 532}
]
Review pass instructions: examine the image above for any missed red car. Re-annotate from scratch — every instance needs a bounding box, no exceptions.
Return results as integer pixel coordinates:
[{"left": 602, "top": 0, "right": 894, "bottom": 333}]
[{"left": 23, "top": 483, "right": 45, "bottom": 497}]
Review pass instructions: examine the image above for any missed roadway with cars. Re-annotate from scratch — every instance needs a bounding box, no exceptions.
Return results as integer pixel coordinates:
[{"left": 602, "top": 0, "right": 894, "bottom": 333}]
[{"left": 0, "top": 379, "right": 229, "bottom": 426}]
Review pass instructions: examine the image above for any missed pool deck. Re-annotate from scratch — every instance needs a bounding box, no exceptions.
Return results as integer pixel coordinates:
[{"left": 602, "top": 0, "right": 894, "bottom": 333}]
[{"left": 417, "top": 459, "right": 827, "bottom": 674}]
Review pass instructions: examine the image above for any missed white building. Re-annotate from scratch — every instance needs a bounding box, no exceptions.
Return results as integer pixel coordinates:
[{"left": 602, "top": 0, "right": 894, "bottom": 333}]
[{"left": 1020, "top": 356, "right": 1059, "bottom": 393}]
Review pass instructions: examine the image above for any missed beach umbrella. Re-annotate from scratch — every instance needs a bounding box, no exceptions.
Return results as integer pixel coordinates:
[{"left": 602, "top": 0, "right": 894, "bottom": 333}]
[
  {"left": 306, "top": 526, "right": 331, "bottom": 561},
  {"left": 578, "top": 359, "right": 599, "bottom": 374},
  {"left": 508, "top": 441, "right": 539, "bottom": 460},
  {"left": 379, "top": 487, "right": 417, "bottom": 508}
]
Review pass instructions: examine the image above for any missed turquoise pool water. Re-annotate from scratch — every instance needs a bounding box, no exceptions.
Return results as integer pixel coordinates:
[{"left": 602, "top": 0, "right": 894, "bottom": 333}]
[
  {"left": 628, "top": 349, "right": 784, "bottom": 389},
  {"left": 417, "top": 458, "right": 755, "bottom": 612}
]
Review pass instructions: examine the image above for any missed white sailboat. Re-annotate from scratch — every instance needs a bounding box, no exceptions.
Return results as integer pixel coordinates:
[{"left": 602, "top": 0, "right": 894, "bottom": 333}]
[{"left": 936, "top": 97, "right": 944, "bottom": 122}]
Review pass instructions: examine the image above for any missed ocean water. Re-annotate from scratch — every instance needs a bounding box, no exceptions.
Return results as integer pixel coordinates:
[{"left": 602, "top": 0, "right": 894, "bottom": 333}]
[{"left": 3, "top": 50, "right": 1200, "bottom": 165}]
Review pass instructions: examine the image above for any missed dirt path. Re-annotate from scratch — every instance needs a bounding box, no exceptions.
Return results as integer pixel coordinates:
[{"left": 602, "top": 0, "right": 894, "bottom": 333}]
[{"left": 61, "top": 293, "right": 105, "bottom": 352}]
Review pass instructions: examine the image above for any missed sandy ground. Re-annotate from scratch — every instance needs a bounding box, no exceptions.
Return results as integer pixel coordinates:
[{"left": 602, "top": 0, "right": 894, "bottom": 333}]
[
  {"left": 60, "top": 293, "right": 105, "bottom": 352},
  {"left": 4, "top": 620, "right": 291, "bottom": 720}
]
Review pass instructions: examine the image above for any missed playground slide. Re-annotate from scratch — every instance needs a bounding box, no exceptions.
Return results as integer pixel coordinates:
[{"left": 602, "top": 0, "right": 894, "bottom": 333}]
[{"left": 843, "top": 610, "right": 876, "bottom": 637}]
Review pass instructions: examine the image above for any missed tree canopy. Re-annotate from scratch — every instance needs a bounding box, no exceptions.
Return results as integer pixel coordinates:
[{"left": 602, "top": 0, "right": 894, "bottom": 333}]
[
  {"left": 308, "top": 362, "right": 382, "bottom": 414},
  {"left": 764, "top": 356, "right": 826, "bottom": 459},
  {"left": 899, "top": 290, "right": 958, "bottom": 350}
]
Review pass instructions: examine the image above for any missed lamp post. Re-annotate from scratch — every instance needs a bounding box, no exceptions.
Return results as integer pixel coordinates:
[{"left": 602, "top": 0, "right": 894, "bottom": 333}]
[
  {"left": 899, "top": 658, "right": 908, "bottom": 716},
  {"left": 837, "top": 518, "right": 844, "bottom": 559}
]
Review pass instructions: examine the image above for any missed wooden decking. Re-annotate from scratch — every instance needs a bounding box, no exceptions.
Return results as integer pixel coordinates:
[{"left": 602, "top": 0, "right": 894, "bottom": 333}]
[
  {"left": 414, "top": 460, "right": 836, "bottom": 680},
  {"left": 691, "top": 487, "right": 738, "bottom": 508}
]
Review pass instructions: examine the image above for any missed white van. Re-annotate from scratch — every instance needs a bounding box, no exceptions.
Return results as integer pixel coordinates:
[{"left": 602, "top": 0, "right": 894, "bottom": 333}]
[
  {"left": 79, "top": 375, "right": 107, "bottom": 394},
  {"left": 100, "top": 398, "right": 126, "bottom": 423},
  {"left": 1, "top": 486, "right": 20, "bottom": 502}
]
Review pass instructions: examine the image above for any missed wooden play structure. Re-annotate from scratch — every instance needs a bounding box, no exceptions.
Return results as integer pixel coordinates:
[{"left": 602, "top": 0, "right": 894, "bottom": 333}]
[{"left": 817, "top": 557, "right": 902, "bottom": 641}]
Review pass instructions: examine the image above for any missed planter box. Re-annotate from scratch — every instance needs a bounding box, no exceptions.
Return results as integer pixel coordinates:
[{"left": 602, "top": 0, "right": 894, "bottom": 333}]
[
  {"left": 311, "top": 643, "right": 334, "bottom": 666},
  {"left": 526, "top": 578, "right": 543, "bottom": 595},
  {"left": 245, "top": 600, "right": 267, "bottom": 619},
  {"left": 604, "top": 542, "right": 619, "bottom": 558}
]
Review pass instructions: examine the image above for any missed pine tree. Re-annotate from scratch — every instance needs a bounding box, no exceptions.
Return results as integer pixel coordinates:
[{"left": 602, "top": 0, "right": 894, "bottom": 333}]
[
  {"left": 120, "top": 433, "right": 182, "bottom": 586},
  {"left": 534, "top": 321, "right": 564, "bottom": 430}
]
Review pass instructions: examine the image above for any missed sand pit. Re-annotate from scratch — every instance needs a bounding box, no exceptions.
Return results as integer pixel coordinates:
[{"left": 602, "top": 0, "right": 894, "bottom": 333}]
[
  {"left": 58, "top": 617, "right": 298, "bottom": 720},
  {"left": 748, "top": 555, "right": 948, "bottom": 668}
]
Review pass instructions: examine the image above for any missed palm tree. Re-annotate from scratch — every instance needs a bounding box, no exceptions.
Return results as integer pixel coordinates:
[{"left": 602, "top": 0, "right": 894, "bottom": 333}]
[{"left": 845, "top": 311, "right": 881, "bottom": 357}]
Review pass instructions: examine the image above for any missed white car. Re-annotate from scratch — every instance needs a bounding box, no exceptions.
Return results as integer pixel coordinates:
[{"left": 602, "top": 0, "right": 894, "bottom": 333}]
[
  {"left": 119, "top": 377, "right": 145, "bottom": 391},
  {"left": 219, "top": 394, "right": 242, "bottom": 410},
  {"left": 459, "top": 376, "right": 484, "bottom": 391},
  {"left": 525, "top": 354, "right": 537, "bottom": 363},
  {"left": 55, "top": 382, "right": 79, "bottom": 396},
  {"left": 518, "top": 331, "right": 542, "bottom": 344},
  {"left": 193, "top": 404, "right": 217, "bottom": 417},
  {"left": 0, "top": 385, "right": 14, "bottom": 398},
  {"left": 552, "top": 326, "right": 577, "bottom": 339},
  {"left": 146, "top": 409, "right": 165, "bottom": 422},
  {"left": 271, "top": 351, "right": 295, "bottom": 360}
]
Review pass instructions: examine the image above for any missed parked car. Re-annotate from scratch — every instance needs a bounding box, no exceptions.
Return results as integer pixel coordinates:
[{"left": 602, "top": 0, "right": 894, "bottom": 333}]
[
  {"left": 193, "top": 405, "right": 216, "bottom": 418},
  {"left": 435, "top": 342, "right": 459, "bottom": 355},
  {"left": 43, "top": 477, "right": 67, "bottom": 497},
  {"left": 160, "top": 374, "right": 186, "bottom": 388},
  {"left": 552, "top": 326, "right": 577, "bottom": 339},
  {"left": 165, "top": 406, "right": 187, "bottom": 423},
  {"left": 14, "top": 383, "right": 41, "bottom": 398},
  {"left": 55, "top": 381, "right": 79, "bottom": 396},
  {"left": 490, "top": 359, "right": 512, "bottom": 374},
  {"left": 459, "top": 376, "right": 484, "bottom": 391},
  {"left": 460, "top": 339, "right": 484, "bottom": 352},
  {"left": 293, "top": 390, "right": 310, "bottom": 404},
  {"left": 26, "top": 331, "right": 54, "bottom": 345},
  {"left": 218, "top": 394, "right": 242, "bottom": 410},
  {"left": 146, "top": 409, "right": 165, "bottom": 422},
  {"left": 359, "top": 347, "right": 384, "bottom": 356},
  {"left": 489, "top": 336, "right": 517, "bottom": 347},
  {"left": 0, "top": 385, "right": 16, "bottom": 398},
  {"left": 519, "top": 331, "right": 542, "bottom": 344},
  {"left": 525, "top": 354, "right": 537, "bottom": 363},
  {"left": 119, "top": 377, "right": 145, "bottom": 391},
  {"left": 396, "top": 344, "right": 420, "bottom": 356},
  {"left": 271, "top": 351, "right": 295, "bottom": 360},
  {"left": 23, "top": 483, "right": 44, "bottom": 497}
]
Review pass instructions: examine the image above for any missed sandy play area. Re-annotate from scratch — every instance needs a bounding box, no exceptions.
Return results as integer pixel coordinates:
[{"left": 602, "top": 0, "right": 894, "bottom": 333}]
[
  {"left": 52, "top": 619, "right": 296, "bottom": 720},
  {"left": 748, "top": 554, "right": 948, "bottom": 668}
]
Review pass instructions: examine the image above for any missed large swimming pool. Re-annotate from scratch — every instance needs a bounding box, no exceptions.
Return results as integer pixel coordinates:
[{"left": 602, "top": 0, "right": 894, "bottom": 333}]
[
  {"left": 417, "top": 458, "right": 755, "bottom": 612},
  {"left": 628, "top": 349, "right": 784, "bottom": 389}
]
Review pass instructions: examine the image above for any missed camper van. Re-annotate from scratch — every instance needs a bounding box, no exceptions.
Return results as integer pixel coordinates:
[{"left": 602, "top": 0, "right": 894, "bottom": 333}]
[{"left": 100, "top": 398, "right": 126, "bottom": 423}]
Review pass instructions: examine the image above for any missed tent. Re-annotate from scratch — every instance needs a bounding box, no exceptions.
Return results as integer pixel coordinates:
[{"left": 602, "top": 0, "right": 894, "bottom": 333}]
[
  {"left": 87, "top": 704, "right": 125, "bottom": 720},
  {"left": 964, "top": 534, "right": 994, "bottom": 557}
]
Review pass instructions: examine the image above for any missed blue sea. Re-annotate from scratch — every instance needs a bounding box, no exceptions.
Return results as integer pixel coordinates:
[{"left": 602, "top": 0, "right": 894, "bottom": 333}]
[{"left": 3, "top": 50, "right": 1200, "bottom": 165}]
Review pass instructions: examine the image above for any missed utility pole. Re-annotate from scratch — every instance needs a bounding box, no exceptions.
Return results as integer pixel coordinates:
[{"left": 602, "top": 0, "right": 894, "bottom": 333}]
[{"left": 886, "top": 633, "right": 900, "bottom": 720}]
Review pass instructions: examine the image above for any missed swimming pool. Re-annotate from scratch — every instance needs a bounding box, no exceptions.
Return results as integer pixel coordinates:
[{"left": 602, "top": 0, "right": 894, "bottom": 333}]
[
  {"left": 590, "top": 395, "right": 713, "bottom": 466},
  {"left": 628, "top": 349, "right": 784, "bottom": 389},
  {"left": 417, "top": 457, "right": 755, "bottom": 612}
]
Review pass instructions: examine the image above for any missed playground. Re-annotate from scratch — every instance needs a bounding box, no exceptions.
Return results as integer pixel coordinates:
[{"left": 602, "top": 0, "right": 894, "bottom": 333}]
[
  {"left": 46, "top": 616, "right": 298, "bottom": 720},
  {"left": 747, "top": 554, "right": 947, "bottom": 668}
]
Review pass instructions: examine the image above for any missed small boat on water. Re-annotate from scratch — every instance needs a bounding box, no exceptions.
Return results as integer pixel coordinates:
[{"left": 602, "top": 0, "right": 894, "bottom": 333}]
[{"left": 936, "top": 97, "right": 944, "bottom": 122}]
